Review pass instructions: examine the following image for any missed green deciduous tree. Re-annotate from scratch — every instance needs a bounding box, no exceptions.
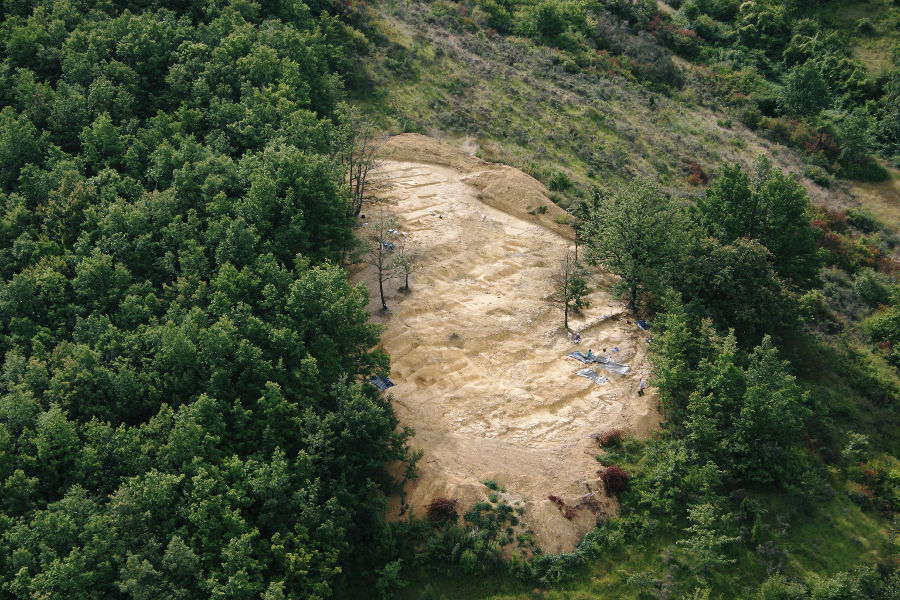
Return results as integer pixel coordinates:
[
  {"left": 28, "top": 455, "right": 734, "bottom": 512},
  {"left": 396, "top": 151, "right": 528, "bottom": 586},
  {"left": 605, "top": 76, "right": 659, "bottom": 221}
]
[
  {"left": 778, "top": 62, "right": 831, "bottom": 117},
  {"left": 677, "top": 501, "right": 740, "bottom": 574},
  {"left": 585, "top": 178, "right": 685, "bottom": 312},
  {"left": 695, "top": 159, "right": 821, "bottom": 291}
]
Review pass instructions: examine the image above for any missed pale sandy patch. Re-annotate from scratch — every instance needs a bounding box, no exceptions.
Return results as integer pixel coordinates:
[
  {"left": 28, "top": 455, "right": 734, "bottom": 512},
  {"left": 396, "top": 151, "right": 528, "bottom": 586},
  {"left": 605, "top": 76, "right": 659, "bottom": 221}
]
[{"left": 352, "top": 134, "right": 660, "bottom": 554}]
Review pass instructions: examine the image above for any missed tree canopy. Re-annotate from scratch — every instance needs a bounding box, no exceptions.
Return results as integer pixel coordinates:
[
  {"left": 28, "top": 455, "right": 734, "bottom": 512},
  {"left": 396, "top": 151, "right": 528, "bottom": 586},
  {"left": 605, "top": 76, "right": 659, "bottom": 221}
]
[{"left": 0, "top": 1, "right": 413, "bottom": 598}]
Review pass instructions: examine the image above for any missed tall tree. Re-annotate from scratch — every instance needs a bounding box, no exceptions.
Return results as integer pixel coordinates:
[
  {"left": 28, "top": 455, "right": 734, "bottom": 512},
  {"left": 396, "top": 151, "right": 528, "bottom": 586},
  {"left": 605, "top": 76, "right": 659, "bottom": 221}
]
[
  {"left": 547, "top": 250, "right": 591, "bottom": 331},
  {"left": 360, "top": 217, "right": 400, "bottom": 311},
  {"left": 695, "top": 159, "right": 821, "bottom": 290},
  {"left": 335, "top": 103, "right": 383, "bottom": 218},
  {"left": 585, "top": 178, "right": 684, "bottom": 312},
  {"left": 778, "top": 62, "right": 831, "bottom": 117}
]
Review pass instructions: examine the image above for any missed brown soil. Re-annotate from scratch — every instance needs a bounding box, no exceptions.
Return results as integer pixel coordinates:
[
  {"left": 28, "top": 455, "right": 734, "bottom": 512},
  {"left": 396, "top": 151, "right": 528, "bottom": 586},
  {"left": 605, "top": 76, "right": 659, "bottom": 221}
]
[{"left": 352, "top": 134, "right": 660, "bottom": 554}]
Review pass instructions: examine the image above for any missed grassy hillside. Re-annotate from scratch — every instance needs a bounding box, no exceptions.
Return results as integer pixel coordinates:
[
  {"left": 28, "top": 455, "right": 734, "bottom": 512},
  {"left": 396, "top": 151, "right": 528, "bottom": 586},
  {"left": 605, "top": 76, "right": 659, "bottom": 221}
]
[
  {"left": 353, "top": 0, "right": 803, "bottom": 203},
  {"left": 813, "top": 0, "right": 900, "bottom": 75},
  {"left": 345, "top": 0, "right": 900, "bottom": 598}
]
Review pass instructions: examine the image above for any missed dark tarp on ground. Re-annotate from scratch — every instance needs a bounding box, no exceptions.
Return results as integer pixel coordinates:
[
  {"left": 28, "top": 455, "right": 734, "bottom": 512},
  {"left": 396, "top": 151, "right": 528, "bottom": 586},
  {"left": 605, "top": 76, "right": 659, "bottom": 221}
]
[
  {"left": 635, "top": 319, "right": 650, "bottom": 330},
  {"left": 567, "top": 352, "right": 631, "bottom": 375},
  {"left": 369, "top": 375, "right": 395, "bottom": 390},
  {"left": 575, "top": 368, "right": 610, "bottom": 385}
]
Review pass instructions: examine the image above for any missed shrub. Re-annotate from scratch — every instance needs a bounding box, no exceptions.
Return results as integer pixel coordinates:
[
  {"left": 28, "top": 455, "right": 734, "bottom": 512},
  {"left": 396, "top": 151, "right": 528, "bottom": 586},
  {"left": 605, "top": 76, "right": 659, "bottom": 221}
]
[
  {"left": 687, "top": 161, "right": 708, "bottom": 186},
  {"left": 854, "top": 269, "right": 892, "bottom": 307},
  {"left": 591, "top": 428, "right": 624, "bottom": 447},
  {"left": 459, "top": 548, "right": 478, "bottom": 574},
  {"left": 426, "top": 497, "right": 460, "bottom": 523},
  {"left": 549, "top": 171, "right": 574, "bottom": 191},
  {"left": 846, "top": 209, "right": 880, "bottom": 233},
  {"left": 803, "top": 164, "right": 833, "bottom": 188},
  {"left": 600, "top": 465, "right": 629, "bottom": 495},
  {"left": 856, "top": 18, "right": 875, "bottom": 35}
]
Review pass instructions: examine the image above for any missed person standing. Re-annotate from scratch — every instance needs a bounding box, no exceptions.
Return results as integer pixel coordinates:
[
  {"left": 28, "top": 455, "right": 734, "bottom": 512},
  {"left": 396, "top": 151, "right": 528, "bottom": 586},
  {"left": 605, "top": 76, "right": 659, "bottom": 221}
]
[{"left": 638, "top": 379, "right": 648, "bottom": 396}]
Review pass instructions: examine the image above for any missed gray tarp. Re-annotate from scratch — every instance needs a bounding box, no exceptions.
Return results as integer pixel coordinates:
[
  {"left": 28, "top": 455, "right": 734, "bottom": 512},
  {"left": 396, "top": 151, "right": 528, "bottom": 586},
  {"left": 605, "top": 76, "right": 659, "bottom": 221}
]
[
  {"left": 567, "top": 351, "right": 631, "bottom": 375},
  {"left": 369, "top": 375, "right": 395, "bottom": 390},
  {"left": 575, "top": 368, "right": 610, "bottom": 385}
]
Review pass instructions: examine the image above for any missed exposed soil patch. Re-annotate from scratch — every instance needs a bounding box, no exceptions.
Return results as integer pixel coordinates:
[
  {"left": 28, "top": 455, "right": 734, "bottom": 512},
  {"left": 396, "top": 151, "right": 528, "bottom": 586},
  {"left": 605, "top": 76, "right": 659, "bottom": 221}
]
[{"left": 352, "top": 134, "right": 660, "bottom": 554}]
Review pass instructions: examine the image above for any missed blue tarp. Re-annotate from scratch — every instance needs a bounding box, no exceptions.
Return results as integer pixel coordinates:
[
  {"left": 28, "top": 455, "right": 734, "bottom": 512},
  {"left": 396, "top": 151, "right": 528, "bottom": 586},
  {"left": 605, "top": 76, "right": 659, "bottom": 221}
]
[
  {"left": 567, "top": 352, "right": 631, "bottom": 375},
  {"left": 635, "top": 320, "right": 650, "bottom": 331},
  {"left": 369, "top": 375, "right": 395, "bottom": 390}
]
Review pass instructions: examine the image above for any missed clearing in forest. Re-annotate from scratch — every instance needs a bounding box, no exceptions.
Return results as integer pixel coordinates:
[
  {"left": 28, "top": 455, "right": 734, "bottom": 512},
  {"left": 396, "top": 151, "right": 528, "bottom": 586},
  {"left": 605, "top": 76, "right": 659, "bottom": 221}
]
[{"left": 352, "top": 134, "right": 659, "bottom": 553}]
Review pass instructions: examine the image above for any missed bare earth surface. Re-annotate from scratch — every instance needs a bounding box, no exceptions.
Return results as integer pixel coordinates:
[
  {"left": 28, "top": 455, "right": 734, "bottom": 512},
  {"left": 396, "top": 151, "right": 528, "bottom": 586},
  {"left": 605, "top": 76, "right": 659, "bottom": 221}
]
[{"left": 352, "top": 134, "right": 660, "bottom": 554}]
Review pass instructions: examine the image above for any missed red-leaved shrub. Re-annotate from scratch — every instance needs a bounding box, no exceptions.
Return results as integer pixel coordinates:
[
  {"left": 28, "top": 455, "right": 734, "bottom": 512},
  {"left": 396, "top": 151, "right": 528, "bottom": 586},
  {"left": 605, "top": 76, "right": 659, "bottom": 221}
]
[
  {"left": 599, "top": 465, "right": 629, "bottom": 495},
  {"left": 590, "top": 429, "right": 623, "bottom": 447},
  {"left": 426, "top": 497, "right": 459, "bottom": 523},
  {"left": 687, "top": 161, "right": 708, "bottom": 186}
]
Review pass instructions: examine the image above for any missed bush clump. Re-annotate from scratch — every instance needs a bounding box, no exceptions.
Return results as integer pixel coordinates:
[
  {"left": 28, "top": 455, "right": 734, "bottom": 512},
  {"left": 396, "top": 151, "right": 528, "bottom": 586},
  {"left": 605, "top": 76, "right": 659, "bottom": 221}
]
[
  {"left": 591, "top": 429, "right": 624, "bottom": 447},
  {"left": 600, "top": 465, "right": 630, "bottom": 495},
  {"left": 426, "top": 497, "right": 460, "bottom": 523}
]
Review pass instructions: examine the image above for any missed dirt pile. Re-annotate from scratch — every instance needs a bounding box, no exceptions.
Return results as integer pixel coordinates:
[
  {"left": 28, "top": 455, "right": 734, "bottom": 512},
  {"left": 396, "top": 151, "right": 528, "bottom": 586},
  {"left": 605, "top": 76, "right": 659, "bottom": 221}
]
[{"left": 354, "top": 134, "right": 659, "bottom": 554}]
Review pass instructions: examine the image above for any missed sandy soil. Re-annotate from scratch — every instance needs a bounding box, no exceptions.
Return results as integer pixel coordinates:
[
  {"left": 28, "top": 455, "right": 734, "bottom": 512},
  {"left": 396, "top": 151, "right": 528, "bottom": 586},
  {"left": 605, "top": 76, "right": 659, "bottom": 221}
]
[{"left": 353, "top": 134, "right": 660, "bottom": 554}]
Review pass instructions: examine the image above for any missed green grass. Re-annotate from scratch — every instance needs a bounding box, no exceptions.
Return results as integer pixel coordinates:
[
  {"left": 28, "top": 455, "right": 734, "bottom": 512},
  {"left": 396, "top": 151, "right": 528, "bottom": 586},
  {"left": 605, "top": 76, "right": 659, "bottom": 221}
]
[
  {"left": 813, "top": 0, "right": 900, "bottom": 75},
  {"left": 358, "top": 2, "right": 900, "bottom": 597},
  {"left": 357, "top": 0, "right": 809, "bottom": 207}
]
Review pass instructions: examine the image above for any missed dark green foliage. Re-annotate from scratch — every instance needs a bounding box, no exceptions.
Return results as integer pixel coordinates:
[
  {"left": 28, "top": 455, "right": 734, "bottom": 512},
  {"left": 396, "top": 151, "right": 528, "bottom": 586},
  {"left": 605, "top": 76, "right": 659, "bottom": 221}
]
[
  {"left": 695, "top": 160, "right": 821, "bottom": 291},
  {"left": 863, "top": 287, "right": 900, "bottom": 366},
  {"left": 875, "top": 69, "right": 900, "bottom": 155},
  {"left": 0, "top": 1, "right": 413, "bottom": 598},
  {"left": 678, "top": 236, "right": 796, "bottom": 344},
  {"left": 779, "top": 63, "right": 830, "bottom": 118},
  {"left": 649, "top": 300, "right": 811, "bottom": 486},
  {"left": 584, "top": 178, "right": 686, "bottom": 312}
]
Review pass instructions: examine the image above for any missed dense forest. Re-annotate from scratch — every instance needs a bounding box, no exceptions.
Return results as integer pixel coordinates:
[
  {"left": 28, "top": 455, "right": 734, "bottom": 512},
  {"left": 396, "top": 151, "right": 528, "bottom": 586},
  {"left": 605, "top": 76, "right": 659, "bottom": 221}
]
[
  {"left": 0, "top": 1, "right": 417, "bottom": 598},
  {"left": 1, "top": 0, "right": 899, "bottom": 598}
]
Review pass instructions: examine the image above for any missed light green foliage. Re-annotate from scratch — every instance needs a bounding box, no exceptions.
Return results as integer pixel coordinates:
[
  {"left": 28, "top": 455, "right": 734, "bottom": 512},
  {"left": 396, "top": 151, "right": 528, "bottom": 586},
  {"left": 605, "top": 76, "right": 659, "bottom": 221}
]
[
  {"left": 676, "top": 501, "right": 740, "bottom": 574},
  {"left": 839, "top": 109, "right": 874, "bottom": 168},
  {"left": 376, "top": 559, "right": 408, "bottom": 599},
  {"left": 754, "top": 575, "right": 808, "bottom": 600},
  {"left": 854, "top": 268, "right": 892, "bottom": 308},
  {"left": 778, "top": 62, "right": 831, "bottom": 117}
]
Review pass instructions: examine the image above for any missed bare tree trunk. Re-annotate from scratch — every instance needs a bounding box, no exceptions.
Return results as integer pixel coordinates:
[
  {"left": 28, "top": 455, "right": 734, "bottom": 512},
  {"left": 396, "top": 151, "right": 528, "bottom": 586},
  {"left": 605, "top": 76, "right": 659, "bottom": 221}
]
[{"left": 379, "top": 275, "right": 387, "bottom": 311}]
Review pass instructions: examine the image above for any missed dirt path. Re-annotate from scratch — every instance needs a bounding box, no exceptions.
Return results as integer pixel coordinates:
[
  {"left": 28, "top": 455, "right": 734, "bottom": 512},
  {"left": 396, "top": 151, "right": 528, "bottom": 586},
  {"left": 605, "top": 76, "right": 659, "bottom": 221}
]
[{"left": 353, "top": 134, "right": 660, "bottom": 554}]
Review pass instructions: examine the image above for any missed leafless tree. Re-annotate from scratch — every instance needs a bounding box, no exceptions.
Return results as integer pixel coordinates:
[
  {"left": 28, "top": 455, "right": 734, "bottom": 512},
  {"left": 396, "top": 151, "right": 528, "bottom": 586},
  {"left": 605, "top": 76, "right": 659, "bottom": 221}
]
[
  {"left": 360, "top": 216, "right": 400, "bottom": 311},
  {"left": 548, "top": 251, "right": 591, "bottom": 331},
  {"left": 335, "top": 102, "right": 384, "bottom": 218},
  {"left": 392, "top": 232, "right": 418, "bottom": 293}
]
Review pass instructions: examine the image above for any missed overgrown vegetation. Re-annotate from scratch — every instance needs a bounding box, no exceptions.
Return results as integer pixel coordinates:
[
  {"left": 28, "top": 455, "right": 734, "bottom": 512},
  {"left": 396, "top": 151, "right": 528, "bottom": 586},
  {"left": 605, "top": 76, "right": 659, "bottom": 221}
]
[
  {"left": 0, "top": 1, "right": 417, "bottom": 598},
  {"left": 3, "top": 0, "right": 900, "bottom": 598}
]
